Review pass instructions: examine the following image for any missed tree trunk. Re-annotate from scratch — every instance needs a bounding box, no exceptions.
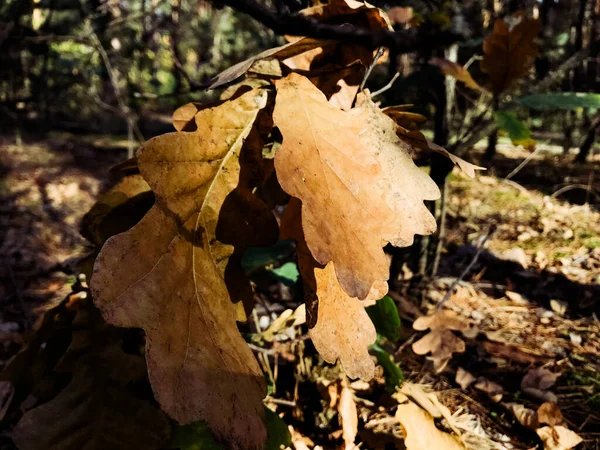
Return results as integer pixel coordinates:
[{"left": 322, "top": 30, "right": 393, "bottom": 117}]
[{"left": 576, "top": 115, "right": 600, "bottom": 162}]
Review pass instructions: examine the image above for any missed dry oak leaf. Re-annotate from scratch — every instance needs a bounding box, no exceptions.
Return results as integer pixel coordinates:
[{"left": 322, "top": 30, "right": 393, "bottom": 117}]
[
  {"left": 429, "top": 57, "right": 485, "bottom": 92},
  {"left": 13, "top": 307, "right": 170, "bottom": 450},
  {"left": 505, "top": 402, "right": 540, "bottom": 429},
  {"left": 280, "top": 198, "right": 384, "bottom": 380},
  {"left": 209, "top": 37, "right": 323, "bottom": 89},
  {"left": 381, "top": 108, "right": 485, "bottom": 179},
  {"left": 396, "top": 400, "right": 466, "bottom": 450},
  {"left": 480, "top": 11, "right": 541, "bottom": 94},
  {"left": 273, "top": 73, "right": 439, "bottom": 300},
  {"left": 536, "top": 426, "right": 583, "bottom": 450},
  {"left": 537, "top": 402, "right": 565, "bottom": 427},
  {"left": 91, "top": 89, "right": 278, "bottom": 450},
  {"left": 412, "top": 311, "right": 468, "bottom": 372}
]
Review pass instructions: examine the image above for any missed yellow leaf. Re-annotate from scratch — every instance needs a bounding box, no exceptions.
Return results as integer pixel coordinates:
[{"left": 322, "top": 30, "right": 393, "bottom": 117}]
[
  {"left": 429, "top": 57, "right": 485, "bottom": 92},
  {"left": 396, "top": 401, "right": 466, "bottom": 450},
  {"left": 273, "top": 73, "right": 439, "bottom": 300},
  {"left": 536, "top": 426, "right": 583, "bottom": 450},
  {"left": 91, "top": 89, "right": 278, "bottom": 449},
  {"left": 280, "top": 199, "right": 382, "bottom": 380}
]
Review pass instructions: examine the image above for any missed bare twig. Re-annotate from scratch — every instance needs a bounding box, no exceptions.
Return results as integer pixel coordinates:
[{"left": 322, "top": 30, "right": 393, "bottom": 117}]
[
  {"left": 360, "top": 47, "right": 385, "bottom": 91},
  {"left": 370, "top": 72, "right": 401, "bottom": 98}
]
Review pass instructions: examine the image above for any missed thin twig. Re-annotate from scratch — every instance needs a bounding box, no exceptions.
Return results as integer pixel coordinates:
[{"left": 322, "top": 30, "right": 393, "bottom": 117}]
[
  {"left": 360, "top": 47, "right": 385, "bottom": 91},
  {"left": 264, "top": 397, "right": 296, "bottom": 407},
  {"left": 370, "top": 71, "right": 401, "bottom": 98}
]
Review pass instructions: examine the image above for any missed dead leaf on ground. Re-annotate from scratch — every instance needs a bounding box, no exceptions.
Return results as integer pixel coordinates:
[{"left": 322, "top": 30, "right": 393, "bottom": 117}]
[
  {"left": 412, "top": 311, "right": 468, "bottom": 372},
  {"left": 429, "top": 57, "right": 485, "bottom": 92},
  {"left": 505, "top": 402, "right": 539, "bottom": 429},
  {"left": 274, "top": 73, "right": 439, "bottom": 300},
  {"left": 280, "top": 199, "right": 382, "bottom": 380},
  {"left": 474, "top": 377, "right": 504, "bottom": 402},
  {"left": 91, "top": 89, "right": 278, "bottom": 449},
  {"left": 455, "top": 367, "right": 477, "bottom": 390},
  {"left": 480, "top": 11, "right": 541, "bottom": 94},
  {"left": 396, "top": 400, "right": 466, "bottom": 450},
  {"left": 536, "top": 426, "right": 583, "bottom": 450},
  {"left": 12, "top": 306, "right": 170, "bottom": 450},
  {"left": 338, "top": 386, "right": 358, "bottom": 449},
  {"left": 537, "top": 402, "right": 565, "bottom": 427}
]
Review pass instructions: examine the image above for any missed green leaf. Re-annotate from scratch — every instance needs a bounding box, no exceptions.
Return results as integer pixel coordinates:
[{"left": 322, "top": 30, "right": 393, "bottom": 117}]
[
  {"left": 264, "top": 408, "right": 291, "bottom": 450},
  {"left": 241, "top": 240, "right": 296, "bottom": 274},
  {"left": 366, "top": 295, "right": 401, "bottom": 342},
  {"left": 494, "top": 111, "right": 535, "bottom": 149},
  {"left": 371, "top": 344, "right": 404, "bottom": 393},
  {"left": 269, "top": 262, "right": 300, "bottom": 285},
  {"left": 168, "top": 422, "right": 221, "bottom": 450},
  {"left": 168, "top": 407, "right": 291, "bottom": 450},
  {"left": 516, "top": 92, "right": 600, "bottom": 111}
]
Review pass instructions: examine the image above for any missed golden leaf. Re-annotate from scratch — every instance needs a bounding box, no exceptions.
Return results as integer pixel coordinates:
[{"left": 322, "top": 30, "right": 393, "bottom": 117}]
[
  {"left": 273, "top": 73, "right": 439, "bottom": 300},
  {"left": 91, "top": 89, "right": 278, "bottom": 450}
]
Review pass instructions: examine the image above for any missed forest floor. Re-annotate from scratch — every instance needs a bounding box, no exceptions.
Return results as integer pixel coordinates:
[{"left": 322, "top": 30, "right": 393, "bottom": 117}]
[{"left": 0, "top": 131, "right": 599, "bottom": 450}]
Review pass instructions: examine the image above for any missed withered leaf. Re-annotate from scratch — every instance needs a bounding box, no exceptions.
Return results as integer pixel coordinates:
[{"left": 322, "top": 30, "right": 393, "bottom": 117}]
[
  {"left": 395, "top": 400, "right": 465, "bottom": 450},
  {"left": 80, "top": 173, "right": 153, "bottom": 247},
  {"left": 92, "top": 89, "right": 278, "bottom": 450},
  {"left": 281, "top": 199, "right": 383, "bottom": 380},
  {"left": 13, "top": 305, "right": 170, "bottom": 450},
  {"left": 274, "top": 74, "right": 439, "bottom": 300},
  {"left": 429, "top": 57, "right": 485, "bottom": 92},
  {"left": 381, "top": 108, "right": 485, "bottom": 178},
  {"left": 536, "top": 426, "right": 583, "bottom": 450},
  {"left": 412, "top": 311, "right": 468, "bottom": 372},
  {"left": 209, "top": 37, "right": 323, "bottom": 89},
  {"left": 537, "top": 402, "right": 565, "bottom": 427},
  {"left": 480, "top": 11, "right": 541, "bottom": 94}
]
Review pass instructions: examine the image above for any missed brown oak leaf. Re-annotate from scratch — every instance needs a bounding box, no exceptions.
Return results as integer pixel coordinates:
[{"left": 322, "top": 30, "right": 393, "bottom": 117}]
[
  {"left": 281, "top": 198, "right": 383, "bottom": 380},
  {"left": 13, "top": 304, "right": 170, "bottom": 450},
  {"left": 273, "top": 73, "right": 439, "bottom": 300},
  {"left": 91, "top": 89, "right": 278, "bottom": 450},
  {"left": 480, "top": 11, "right": 541, "bottom": 94}
]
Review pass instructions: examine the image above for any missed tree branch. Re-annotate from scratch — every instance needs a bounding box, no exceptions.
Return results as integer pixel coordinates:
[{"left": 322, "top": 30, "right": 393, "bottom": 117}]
[{"left": 219, "top": 0, "right": 461, "bottom": 52}]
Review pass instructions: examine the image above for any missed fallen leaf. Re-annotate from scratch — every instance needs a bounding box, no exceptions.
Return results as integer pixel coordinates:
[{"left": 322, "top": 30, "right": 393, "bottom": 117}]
[
  {"left": 280, "top": 199, "right": 382, "bottom": 380},
  {"left": 505, "top": 402, "right": 539, "bottom": 429},
  {"left": 455, "top": 367, "right": 476, "bottom": 390},
  {"left": 273, "top": 73, "right": 439, "bottom": 299},
  {"left": 429, "top": 57, "right": 484, "bottom": 92},
  {"left": 537, "top": 402, "right": 565, "bottom": 427},
  {"left": 12, "top": 306, "right": 170, "bottom": 450},
  {"left": 536, "top": 426, "right": 583, "bottom": 450},
  {"left": 396, "top": 400, "right": 466, "bottom": 450},
  {"left": 92, "top": 89, "right": 278, "bottom": 449},
  {"left": 338, "top": 386, "right": 358, "bottom": 449},
  {"left": 474, "top": 377, "right": 504, "bottom": 402},
  {"left": 412, "top": 311, "right": 468, "bottom": 372},
  {"left": 480, "top": 11, "right": 541, "bottom": 94},
  {"left": 209, "top": 37, "right": 323, "bottom": 89}
]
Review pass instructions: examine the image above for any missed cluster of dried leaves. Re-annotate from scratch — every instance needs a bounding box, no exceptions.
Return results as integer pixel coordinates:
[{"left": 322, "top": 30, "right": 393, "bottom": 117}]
[{"left": 80, "top": 1, "right": 487, "bottom": 448}]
